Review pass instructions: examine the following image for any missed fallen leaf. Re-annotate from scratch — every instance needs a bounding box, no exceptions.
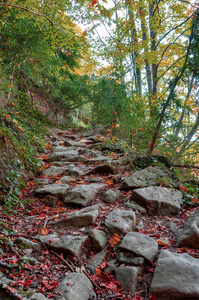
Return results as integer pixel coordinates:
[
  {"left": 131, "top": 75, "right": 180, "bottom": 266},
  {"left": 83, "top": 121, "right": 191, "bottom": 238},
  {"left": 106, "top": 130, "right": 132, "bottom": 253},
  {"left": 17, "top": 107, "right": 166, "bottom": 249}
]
[
  {"left": 38, "top": 228, "right": 49, "bottom": 236},
  {"left": 109, "top": 233, "right": 121, "bottom": 246}
]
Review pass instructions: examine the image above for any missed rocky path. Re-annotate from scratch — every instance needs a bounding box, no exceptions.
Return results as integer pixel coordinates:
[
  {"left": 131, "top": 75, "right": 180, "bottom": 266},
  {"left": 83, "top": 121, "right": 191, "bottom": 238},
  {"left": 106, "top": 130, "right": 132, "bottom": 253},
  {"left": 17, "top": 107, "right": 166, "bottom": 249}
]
[{"left": 0, "top": 128, "right": 199, "bottom": 300}]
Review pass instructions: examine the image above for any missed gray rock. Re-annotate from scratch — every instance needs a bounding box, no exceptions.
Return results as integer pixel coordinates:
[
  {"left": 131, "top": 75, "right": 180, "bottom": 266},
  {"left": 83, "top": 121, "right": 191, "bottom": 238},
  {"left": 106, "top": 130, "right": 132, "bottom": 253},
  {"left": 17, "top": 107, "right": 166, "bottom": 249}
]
[
  {"left": 58, "top": 272, "right": 96, "bottom": 300},
  {"left": 53, "top": 146, "right": 74, "bottom": 152},
  {"left": 103, "top": 189, "right": 122, "bottom": 203},
  {"left": 114, "top": 266, "right": 140, "bottom": 293},
  {"left": 36, "top": 234, "right": 89, "bottom": 257},
  {"left": 177, "top": 209, "right": 199, "bottom": 249},
  {"left": 60, "top": 175, "right": 73, "bottom": 183},
  {"left": 121, "top": 166, "right": 174, "bottom": 190},
  {"left": 64, "top": 183, "right": 105, "bottom": 207},
  {"left": 105, "top": 209, "right": 136, "bottom": 235},
  {"left": 34, "top": 178, "right": 50, "bottom": 186},
  {"left": 87, "top": 229, "right": 107, "bottom": 251},
  {"left": 66, "top": 165, "right": 93, "bottom": 178},
  {"left": 124, "top": 201, "right": 146, "bottom": 214},
  {"left": 15, "top": 237, "right": 42, "bottom": 251},
  {"left": 51, "top": 162, "right": 72, "bottom": 167},
  {"left": 49, "top": 150, "right": 79, "bottom": 162},
  {"left": 88, "top": 156, "right": 112, "bottom": 165},
  {"left": 150, "top": 249, "right": 199, "bottom": 300},
  {"left": 35, "top": 184, "right": 69, "bottom": 198},
  {"left": 43, "top": 166, "right": 69, "bottom": 176},
  {"left": 86, "top": 251, "right": 108, "bottom": 274},
  {"left": 131, "top": 186, "right": 181, "bottom": 216},
  {"left": 51, "top": 205, "right": 100, "bottom": 227},
  {"left": 119, "top": 232, "right": 158, "bottom": 263},
  {"left": 118, "top": 252, "right": 144, "bottom": 266},
  {"left": 30, "top": 293, "right": 49, "bottom": 300},
  {"left": 104, "top": 260, "right": 116, "bottom": 273}
]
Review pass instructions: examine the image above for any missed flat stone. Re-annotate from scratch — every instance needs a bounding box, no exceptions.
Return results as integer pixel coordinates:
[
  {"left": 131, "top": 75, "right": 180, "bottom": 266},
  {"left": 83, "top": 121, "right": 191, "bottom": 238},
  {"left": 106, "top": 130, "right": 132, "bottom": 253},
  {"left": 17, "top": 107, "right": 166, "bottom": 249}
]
[
  {"left": 43, "top": 166, "right": 69, "bottom": 176},
  {"left": 35, "top": 184, "right": 69, "bottom": 198},
  {"left": 64, "top": 139, "right": 86, "bottom": 147},
  {"left": 105, "top": 209, "right": 136, "bottom": 235},
  {"left": 121, "top": 166, "right": 175, "bottom": 190},
  {"left": 114, "top": 266, "right": 140, "bottom": 293},
  {"left": 118, "top": 252, "right": 144, "bottom": 266},
  {"left": 103, "top": 189, "right": 122, "bottom": 203},
  {"left": 88, "top": 156, "right": 112, "bottom": 165},
  {"left": 64, "top": 183, "right": 105, "bottom": 207},
  {"left": 58, "top": 272, "right": 96, "bottom": 300},
  {"left": 36, "top": 234, "right": 89, "bottom": 257},
  {"left": 51, "top": 205, "right": 100, "bottom": 227},
  {"left": 177, "top": 209, "right": 199, "bottom": 249},
  {"left": 119, "top": 232, "right": 158, "bottom": 263},
  {"left": 150, "top": 249, "right": 199, "bottom": 300},
  {"left": 87, "top": 229, "right": 107, "bottom": 251},
  {"left": 131, "top": 186, "right": 181, "bottom": 216},
  {"left": 49, "top": 150, "right": 79, "bottom": 162}
]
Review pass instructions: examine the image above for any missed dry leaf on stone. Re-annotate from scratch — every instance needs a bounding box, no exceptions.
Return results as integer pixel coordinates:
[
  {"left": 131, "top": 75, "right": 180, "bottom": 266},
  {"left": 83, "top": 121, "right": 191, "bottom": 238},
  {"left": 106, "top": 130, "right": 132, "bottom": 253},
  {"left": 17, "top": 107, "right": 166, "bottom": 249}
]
[
  {"left": 109, "top": 233, "right": 121, "bottom": 246},
  {"left": 38, "top": 228, "right": 49, "bottom": 235}
]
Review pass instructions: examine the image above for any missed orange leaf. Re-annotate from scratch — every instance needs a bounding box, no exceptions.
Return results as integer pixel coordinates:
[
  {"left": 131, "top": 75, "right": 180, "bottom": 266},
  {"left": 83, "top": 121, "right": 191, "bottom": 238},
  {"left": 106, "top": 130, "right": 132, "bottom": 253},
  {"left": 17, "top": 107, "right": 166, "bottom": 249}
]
[
  {"left": 38, "top": 228, "right": 49, "bottom": 236},
  {"left": 95, "top": 266, "right": 101, "bottom": 275},
  {"left": 115, "top": 124, "right": 120, "bottom": 127},
  {"left": 105, "top": 179, "right": 114, "bottom": 186},
  {"left": 109, "top": 233, "right": 121, "bottom": 246}
]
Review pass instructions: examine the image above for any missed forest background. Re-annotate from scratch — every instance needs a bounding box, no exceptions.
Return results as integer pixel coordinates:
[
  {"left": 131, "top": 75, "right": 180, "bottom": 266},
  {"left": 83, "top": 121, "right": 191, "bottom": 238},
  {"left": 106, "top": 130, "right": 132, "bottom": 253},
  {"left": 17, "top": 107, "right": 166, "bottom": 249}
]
[{"left": 0, "top": 0, "right": 199, "bottom": 207}]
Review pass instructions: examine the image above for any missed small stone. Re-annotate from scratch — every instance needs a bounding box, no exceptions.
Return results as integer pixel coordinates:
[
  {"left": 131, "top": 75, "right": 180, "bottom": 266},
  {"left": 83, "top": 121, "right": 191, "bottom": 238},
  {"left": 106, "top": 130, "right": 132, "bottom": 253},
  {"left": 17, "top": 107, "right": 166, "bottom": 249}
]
[
  {"left": 118, "top": 252, "right": 144, "bottom": 266},
  {"left": 87, "top": 229, "right": 107, "bottom": 251},
  {"left": 105, "top": 209, "right": 136, "bottom": 235},
  {"left": 45, "top": 195, "right": 58, "bottom": 207},
  {"left": 103, "top": 189, "right": 122, "bottom": 203},
  {"left": 114, "top": 266, "right": 140, "bottom": 293},
  {"left": 86, "top": 251, "right": 108, "bottom": 274},
  {"left": 35, "top": 184, "right": 69, "bottom": 198}
]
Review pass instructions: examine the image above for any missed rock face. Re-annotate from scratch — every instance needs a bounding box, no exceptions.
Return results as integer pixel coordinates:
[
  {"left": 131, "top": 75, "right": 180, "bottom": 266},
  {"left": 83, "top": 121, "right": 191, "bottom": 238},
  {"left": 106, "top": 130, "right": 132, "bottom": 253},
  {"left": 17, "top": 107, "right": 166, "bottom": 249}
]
[
  {"left": 150, "top": 249, "right": 199, "bottom": 300},
  {"left": 121, "top": 166, "right": 174, "bottom": 190},
  {"left": 58, "top": 272, "right": 96, "bottom": 300},
  {"left": 119, "top": 232, "right": 158, "bottom": 263},
  {"left": 105, "top": 210, "right": 136, "bottom": 235},
  {"left": 177, "top": 209, "right": 199, "bottom": 249},
  {"left": 131, "top": 186, "right": 182, "bottom": 216},
  {"left": 51, "top": 205, "right": 100, "bottom": 227},
  {"left": 64, "top": 183, "right": 105, "bottom": 206}
]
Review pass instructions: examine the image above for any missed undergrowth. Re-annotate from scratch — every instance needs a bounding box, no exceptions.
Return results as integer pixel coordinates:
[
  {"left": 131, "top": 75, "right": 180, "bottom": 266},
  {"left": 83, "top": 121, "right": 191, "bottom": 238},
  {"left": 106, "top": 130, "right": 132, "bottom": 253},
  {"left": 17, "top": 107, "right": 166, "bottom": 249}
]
[{"left": 0, "top": 92, "right": 51, "bottom": 213}]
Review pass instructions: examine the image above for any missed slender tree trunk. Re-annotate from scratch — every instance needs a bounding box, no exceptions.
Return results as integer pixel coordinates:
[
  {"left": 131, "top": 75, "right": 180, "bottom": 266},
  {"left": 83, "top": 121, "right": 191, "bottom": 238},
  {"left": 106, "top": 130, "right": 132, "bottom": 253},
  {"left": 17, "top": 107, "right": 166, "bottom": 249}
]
[
  {"left": 149, "top": 1, "right": 158, "bottom": 95},
  {"left": 177, "top": 112, "right": 199, "bottom": 157},
  {"left": 139, "top": 1, "right": 152, "bottom": 93}
]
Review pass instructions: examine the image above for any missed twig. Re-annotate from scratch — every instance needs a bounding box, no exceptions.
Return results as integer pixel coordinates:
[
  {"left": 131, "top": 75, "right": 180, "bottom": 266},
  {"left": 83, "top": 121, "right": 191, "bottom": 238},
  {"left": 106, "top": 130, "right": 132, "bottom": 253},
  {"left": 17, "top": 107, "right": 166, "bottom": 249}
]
[
  {"left": 0, "top": 280, "right": 25, "bottom": 300},
  {"left": 50, "top": 250, "right": 74, "bottom": 272}
]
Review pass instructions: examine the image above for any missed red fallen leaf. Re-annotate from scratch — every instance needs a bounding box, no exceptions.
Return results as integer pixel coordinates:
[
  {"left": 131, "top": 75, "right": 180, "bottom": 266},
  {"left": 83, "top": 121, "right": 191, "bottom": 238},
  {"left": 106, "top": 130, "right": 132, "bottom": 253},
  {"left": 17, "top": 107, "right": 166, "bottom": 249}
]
[
  {"left": 100, "top": 261, "right": 109, "bottom": 269},
  {"left": 23, "top": 280, "right": 32, "bottom": 288},
  {"left": 149, "top": 295, "right": 157, "bottom": 300},
  {"left": 132, "top": 295, "right": 143, "bottom": 300},
  {"left": 49, "top": 239, "right": 53, "bottom": 244},
  {"left": 90, "top": 251, "right": 94, "bottom": 256},
  {"left": 9, "top": 274, "right": 16, "bottom": 279},
  {"left": 67, "top": 283, "right": 72, "bottom": 286}
]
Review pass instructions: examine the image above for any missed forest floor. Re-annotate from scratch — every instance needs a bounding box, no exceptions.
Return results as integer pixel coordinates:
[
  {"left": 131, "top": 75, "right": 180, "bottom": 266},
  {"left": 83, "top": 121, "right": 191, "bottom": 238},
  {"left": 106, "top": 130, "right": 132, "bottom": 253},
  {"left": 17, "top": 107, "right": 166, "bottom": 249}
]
[{"left": 0, "top": 127, "right": 199, "bottom": 300}]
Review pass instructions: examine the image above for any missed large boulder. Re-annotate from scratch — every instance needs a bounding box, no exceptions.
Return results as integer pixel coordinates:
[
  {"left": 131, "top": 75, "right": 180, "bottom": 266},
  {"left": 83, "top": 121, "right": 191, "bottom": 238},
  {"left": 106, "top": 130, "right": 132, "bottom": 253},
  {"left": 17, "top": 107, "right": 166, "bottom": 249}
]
[
  {"left": 177, "top": 209, "right": 199, "bottom": 249},
  {"left": 150, "top": 249, "right": 199, "bottom": 300},
  {"left": 105, "top": 209, "right": 136, "bottom": 235},
  {"left": 131, "top": 186, "right": 182, "bottom": 216},
  {"left": 119, "top": 232, "right": 158, "bottom": 263}
]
